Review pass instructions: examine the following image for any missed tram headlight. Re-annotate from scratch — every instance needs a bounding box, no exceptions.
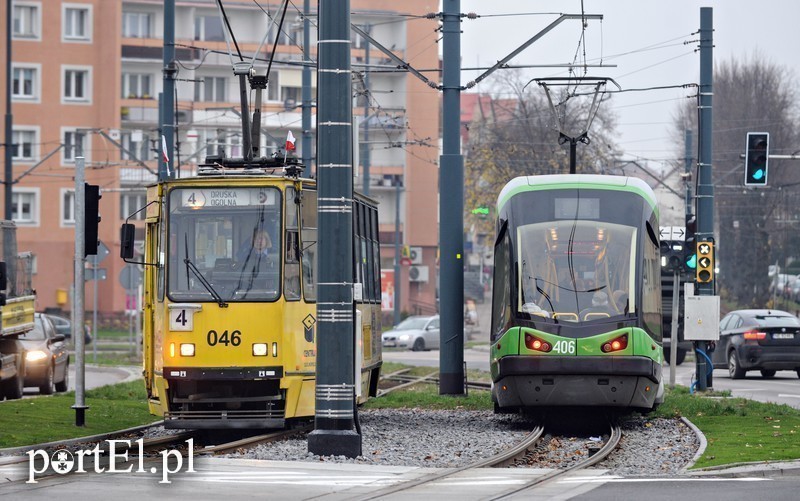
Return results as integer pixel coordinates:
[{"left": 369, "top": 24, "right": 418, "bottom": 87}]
[
  {"left": 180, "top": 343, "right": 195, "bottom": 357},
  {"left": 252, "top": 343, "right": 268, "bottom": 356}
]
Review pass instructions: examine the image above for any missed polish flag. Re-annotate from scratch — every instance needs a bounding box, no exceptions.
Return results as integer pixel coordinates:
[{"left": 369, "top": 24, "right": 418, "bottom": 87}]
[
  {"left": 161, "top": 135, "right": 170, "bottom": 163},
  {"left": 286, "top": 131, "right": 296, "bottom": 151}
]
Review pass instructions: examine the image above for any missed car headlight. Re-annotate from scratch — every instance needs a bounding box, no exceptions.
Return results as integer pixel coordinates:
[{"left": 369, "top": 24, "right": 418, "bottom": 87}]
[
  {"left": 399, "top": 334, "right": 410, "bottom": 341},
  {"left": 26, "top": 350, "right": 48, "bottom": 362}
]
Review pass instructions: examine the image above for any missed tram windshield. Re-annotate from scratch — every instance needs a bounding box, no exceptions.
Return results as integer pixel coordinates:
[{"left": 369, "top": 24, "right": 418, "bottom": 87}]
[
  {"left": 517, "top": 220, "right": 637, "bottom": 322},
  {"left": 167, "top": 187, "right": 282, "bottom": 302}
]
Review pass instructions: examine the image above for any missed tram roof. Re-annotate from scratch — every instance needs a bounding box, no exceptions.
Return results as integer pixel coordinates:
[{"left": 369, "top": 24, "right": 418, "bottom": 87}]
[{"left": 496, "top": 174, "right": 658, "bottom": 217}]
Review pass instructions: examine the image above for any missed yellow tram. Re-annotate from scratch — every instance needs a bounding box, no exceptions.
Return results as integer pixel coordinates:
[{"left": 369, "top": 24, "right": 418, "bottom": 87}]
[{"left": 121, "top": 160, "right": 382, "bottom": 429}]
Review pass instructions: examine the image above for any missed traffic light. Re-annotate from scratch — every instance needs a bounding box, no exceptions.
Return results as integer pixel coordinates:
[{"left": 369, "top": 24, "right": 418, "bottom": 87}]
[
  {"left": 684, "top": 214, "right": 697, "bottom": 273},
  {"left": 744, "top": 132, "right": 769, "bottom": 186},
  {"left": 660, "top": 240, "right": 683, "bottom": 272},
  {"left": 85, "top": 183, "right": 101, "bottom": 256},
  {"left": 696, "top": 239, "right": 714, "bottom": 283}
]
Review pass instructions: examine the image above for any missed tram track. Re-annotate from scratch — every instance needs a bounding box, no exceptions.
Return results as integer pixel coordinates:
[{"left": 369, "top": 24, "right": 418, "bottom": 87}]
[{"left": 350, "top": 418, "right": 621, "bottom": 500}]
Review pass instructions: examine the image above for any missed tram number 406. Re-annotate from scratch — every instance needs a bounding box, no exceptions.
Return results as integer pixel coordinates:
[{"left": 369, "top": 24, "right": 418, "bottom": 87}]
[
  {"left": 551, "top": 340, "right": 576, "bottom": 355},
  {"left": 207, "top": 330, "right": 242, "bottom": 347}
]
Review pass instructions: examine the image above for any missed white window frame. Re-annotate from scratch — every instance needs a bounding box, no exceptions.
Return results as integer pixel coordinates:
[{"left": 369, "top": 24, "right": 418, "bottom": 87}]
[
  {"left": 11, "top": 187, "right": 40, "bottom": 227},
  {"left": 62, "top": 3, "right": 93, "bottom": 43},
  {"left": 122, "top": 11, "right": 153, "bottom": 38},
  {"left": 194, "top": 15, "right": 225, "bottom": 42},
  {"left": 121, "top": 72, "right": 153, "bottom": 99},
  {"left": 11, "top": 63, "right": 41, "bottom": 102},
  {"left": 62, "top": 65, "right": 92, "bottom": 104},
  {"left": 11, "top": 126, "right": 38, "bottom": 162},
  {"left": 61, "top": 127, "right": 91, "bottom": 165},
  {"left": 61, "top": 188, "right": 76, "bottom": 227},
  {"left": 120, "top": 192, "right": 147, "bottom": 221},
  {"left": 121, "top": 130, "right": 152, "bottom": 162},
  {"left": 194, "top": 76, "right": 227, "bottom": 102},
  {"left": 12, "top": 2, "right": 41, "bottom": 40}
]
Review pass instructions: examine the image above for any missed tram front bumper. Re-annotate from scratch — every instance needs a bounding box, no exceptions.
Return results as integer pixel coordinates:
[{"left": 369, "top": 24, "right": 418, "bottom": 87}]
[{"left": 493, "top": 355, "right": 662, "bottom": 409}]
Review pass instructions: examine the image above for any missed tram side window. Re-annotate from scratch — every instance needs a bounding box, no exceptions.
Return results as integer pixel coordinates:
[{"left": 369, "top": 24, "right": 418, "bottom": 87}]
[
  {"left": 301, "top": 189, "right": 317, "bottom": 301},
  {"left": 641, "top": 221, "right": 662, "bottom": 341},
  {"left": 353, "top": 203, "right": 363, "bottom": 295},
  {"left": 370, "top": 207, "right": 380, "bottom": 302},
  {"left": 491, "top": 223, "right": 511, "bottom": 340},
  {"left": 360, "top": 203, "right": 373, "bottom": 301},
  {"left": 285, "top": 186, "right": 300, "bottom": 301}
]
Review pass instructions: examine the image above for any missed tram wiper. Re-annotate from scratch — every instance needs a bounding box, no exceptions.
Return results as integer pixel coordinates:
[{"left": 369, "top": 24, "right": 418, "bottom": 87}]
[{"left": 184, "top": 234, "right": 228, "bottom": 307}]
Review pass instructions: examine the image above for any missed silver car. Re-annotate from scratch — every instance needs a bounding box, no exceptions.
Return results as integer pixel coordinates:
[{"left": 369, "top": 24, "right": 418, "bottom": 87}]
[{"left": 381, "top": 315, "right": 440, "bottom": 351}]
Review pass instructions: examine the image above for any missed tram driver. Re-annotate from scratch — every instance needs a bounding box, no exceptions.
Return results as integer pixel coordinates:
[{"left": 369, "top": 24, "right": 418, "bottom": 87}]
[{"left": 579, "top": 291, "right": 614, "bottom": 320}]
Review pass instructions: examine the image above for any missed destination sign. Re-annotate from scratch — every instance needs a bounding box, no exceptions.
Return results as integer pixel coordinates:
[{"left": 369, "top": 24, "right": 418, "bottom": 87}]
[{"left": 178, "top": 188, "right": 277, "bottom": 209}]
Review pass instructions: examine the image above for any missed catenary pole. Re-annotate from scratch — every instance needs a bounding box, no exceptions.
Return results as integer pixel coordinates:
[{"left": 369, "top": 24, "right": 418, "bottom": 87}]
[
  {"left": 695, "top": 7, "right": 714, "bottom": 390},
  {"left": 302, "top": 0, "right": 313, "bottom": 174},
  {"left": 160, "top": 0, "right": 176, "bottom": 181},
  {"left": 439, "top": 0, "right": 465, "bottom": 395},
  {"left": 308, "top": 0, "right": 360, "bottom": 458}
]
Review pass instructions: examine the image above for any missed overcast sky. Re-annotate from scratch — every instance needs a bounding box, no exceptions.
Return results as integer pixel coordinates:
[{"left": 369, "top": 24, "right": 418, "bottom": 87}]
[{"left": 457, "top": 0, "right": 799, "bottom": 170}]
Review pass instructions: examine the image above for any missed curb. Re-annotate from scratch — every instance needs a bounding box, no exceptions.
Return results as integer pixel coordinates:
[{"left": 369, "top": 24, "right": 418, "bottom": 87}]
[
  {"left": 679, "top": 416, "right": 707, "bottom": 472},
  {"left": 687, "top": 459, "right": 800, "bottom": 478}
]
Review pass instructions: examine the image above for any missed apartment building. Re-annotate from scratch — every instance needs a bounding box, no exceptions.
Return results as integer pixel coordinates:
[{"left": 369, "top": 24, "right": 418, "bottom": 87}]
[{"left": 1, "top": 0, "right": 440, "bottom": 318}]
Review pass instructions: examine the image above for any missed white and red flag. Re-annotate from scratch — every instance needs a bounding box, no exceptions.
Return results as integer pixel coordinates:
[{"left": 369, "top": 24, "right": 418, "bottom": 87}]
[{"left": 286, "top": 131, "right": 296, "bottom": 151}]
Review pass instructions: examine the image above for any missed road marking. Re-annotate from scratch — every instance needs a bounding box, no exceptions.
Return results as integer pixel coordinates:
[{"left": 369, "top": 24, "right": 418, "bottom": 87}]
[{"left": 778, "top": 394, "right": 800, "bottom": 399}]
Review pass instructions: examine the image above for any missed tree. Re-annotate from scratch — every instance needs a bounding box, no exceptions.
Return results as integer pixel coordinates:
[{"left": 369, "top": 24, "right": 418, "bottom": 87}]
[
  {"left": 464, "top": 73, "right": 622, "bottom": 238},
  {"left": 671, "top": 55, "right": 800, "bottom": 307}
]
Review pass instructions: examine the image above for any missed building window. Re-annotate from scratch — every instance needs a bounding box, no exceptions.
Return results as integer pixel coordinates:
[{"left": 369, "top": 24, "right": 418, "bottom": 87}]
[
  {"left": 120, "top": 193, "right": 147, "bottom": 221},
  {"left": 62, "top": 189, "right": 76, "bottom": 225},
  {"left": 63, "top": 67, "right": 91, "bottom": 102},
  {"left": 194, "top": 16, "right": 224, "bottom": 42},
  {"left": 12, "top": 190, "right": 39, "bottom": 225},
  {"left": 12, "top": 66, "right": 38, "bottom": 100},
  {"left": 13, "top": 3, "right": 39, "bottom": 39},
  {"left": 11, "top": 129, "right": 36, "bottom": 161},
  {"left": 63, "top": 129, "right": 88, "bottom": 163},
  {"left": 122, "top": 73, "right": 152, "bottom": 99},
  {"left": 63, "top": 4, "right": 91, "bottom": 41},
  {"left": 194, "top": 77, "right": 227, "bottom": 102},
  {"left": 122, "top": 11, "right": 152, "bottom": 38},
  {"left": 121, "top": 131, "right": 152, "bottom": 161}
]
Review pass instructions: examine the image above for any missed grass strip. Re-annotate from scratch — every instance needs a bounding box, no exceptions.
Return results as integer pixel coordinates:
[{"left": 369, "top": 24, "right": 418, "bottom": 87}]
[
  {"left": 652, "top": 386, "right": 800, "bottom": 468},
  {"left": 0, "top": 381, "right": 157, "bottom": 449}
]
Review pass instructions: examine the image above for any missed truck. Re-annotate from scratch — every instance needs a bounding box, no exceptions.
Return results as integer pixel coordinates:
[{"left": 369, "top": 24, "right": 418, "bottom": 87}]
[{"left": 0, "top": 221, "right": 37, "bottom": 400}]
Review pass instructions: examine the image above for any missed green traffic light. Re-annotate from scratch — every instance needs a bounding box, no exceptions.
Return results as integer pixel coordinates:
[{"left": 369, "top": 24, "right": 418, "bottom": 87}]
[{"left": 685, "top": 254, "right": 697, "bottom": 269}]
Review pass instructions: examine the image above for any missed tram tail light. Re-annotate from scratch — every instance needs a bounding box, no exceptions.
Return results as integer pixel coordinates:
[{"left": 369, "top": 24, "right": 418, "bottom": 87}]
[
  {"left": 524, "top": 333, "right": 552, "bottom": 353},
  {"left": 601, "top": 334, "right": 628, "bottom": 353},
  {"left": 253, "top": 343, "right": 268, "bottom": 356},
  {"left": 743, "top": 331, "right": 766, "bottom": 340}
]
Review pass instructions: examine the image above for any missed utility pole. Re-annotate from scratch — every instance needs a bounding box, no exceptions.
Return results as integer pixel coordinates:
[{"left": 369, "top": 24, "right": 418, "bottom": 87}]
[
  {"left": 694, "top": 7, "right": 714, "bottom": 391},
  {"left": 439, "top": 0, "right": 465, "bottom": 395},
  {"left": 72, "top": 157, "right": 88, "bottom": 426},
  {"left": 393, "top": 179, "right": 401, "bottom": 326},
  {"left": 301, "top": 0, "right": 313, "bottom": 174},
  {"left": 360, "top": 24, "right": 370, "bottom": 196},
  {"left": 3, "top": 0, "right": 10, "bottom": 220},
  {"left": 159, "top": 0, "right": 176, "bottom": 181},
  {"left": 308, "top": 0, "right": 360, "bottom": 458}
]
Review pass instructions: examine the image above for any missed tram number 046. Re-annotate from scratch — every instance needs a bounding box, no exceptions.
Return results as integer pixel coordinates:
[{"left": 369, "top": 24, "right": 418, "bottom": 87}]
[
  {"left": 207, "top": 330, "right": 242, "bottom": 347},
  {"left": 551, "top": 340, "right": 576, "bottom": 355}
]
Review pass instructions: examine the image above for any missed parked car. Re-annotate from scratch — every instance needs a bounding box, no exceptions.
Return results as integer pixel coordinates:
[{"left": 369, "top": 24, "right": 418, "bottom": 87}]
[
  {"left": 19, "top": 313, "right": 70, "bottom": 394},
  {"left": 381, "top": 315, "right": 440, "bottom": 351},
  {"left": 712, "top": 309, "right": 800, "bottom": 379},
  {"left": 46, "top": 313, "right": 92, "bottom": 345}
]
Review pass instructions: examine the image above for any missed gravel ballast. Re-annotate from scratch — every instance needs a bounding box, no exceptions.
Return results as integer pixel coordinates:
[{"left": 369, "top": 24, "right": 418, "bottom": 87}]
[{"left": 231, "top": 409, "right": 700, "bottom": 476}]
